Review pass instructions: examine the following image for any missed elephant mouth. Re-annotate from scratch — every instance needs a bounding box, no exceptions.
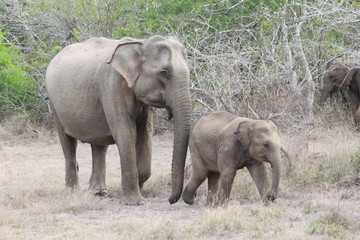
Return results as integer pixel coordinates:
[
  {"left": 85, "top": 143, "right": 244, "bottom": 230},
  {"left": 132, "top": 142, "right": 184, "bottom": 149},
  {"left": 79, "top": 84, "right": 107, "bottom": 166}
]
[{"left": 166, "top": 106, "right": 173, "bottom": 120}]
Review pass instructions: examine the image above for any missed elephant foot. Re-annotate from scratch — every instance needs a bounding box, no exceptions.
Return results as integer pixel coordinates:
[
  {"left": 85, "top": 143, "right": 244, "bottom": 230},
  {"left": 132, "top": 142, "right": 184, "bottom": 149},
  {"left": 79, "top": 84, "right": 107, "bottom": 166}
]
[
  {"left": 263, "top": 201, "right": 270, "bottom": 207},
  {"left": 182, "top": 192, "right": 195, "bottom": 205},
  {"left": 206, "top": 197, "right": 215, "bottom": 207},
  {"left": 120, "top": 195, "right": 146, "bottom": 206},
  {"left": 266, "top": 191, "right": 277, "bottom": 202},
  {"left": 94, "top": 189, "right": 109, "bottom": 197},
  {"left": 62, "top": 185, "right": 80, "bottom": 195},
  {"left": 65, "top": 179, "right": 80, "bottom": 189},
  {"left": 206, "top": 199, "right": 216, "bottom": 207},
  {"left": 89, "top": 179, "right": 107, "bottom": 196},
  {"left": 213, "top": 191, "right": 228, "bottom": 206},
  {"left": 183, "top": 198, "right": 194, "bottom": 205}
]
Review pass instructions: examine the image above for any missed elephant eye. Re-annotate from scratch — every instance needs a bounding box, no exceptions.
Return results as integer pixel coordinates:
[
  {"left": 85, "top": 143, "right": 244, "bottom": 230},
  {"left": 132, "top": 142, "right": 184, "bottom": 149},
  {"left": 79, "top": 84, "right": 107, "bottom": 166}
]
[
  {"left": 159, "top": 69, "right": 171, "bottom": 80},
  {"left": 264, "top": 143, "right": 270, "bottom": 150}
]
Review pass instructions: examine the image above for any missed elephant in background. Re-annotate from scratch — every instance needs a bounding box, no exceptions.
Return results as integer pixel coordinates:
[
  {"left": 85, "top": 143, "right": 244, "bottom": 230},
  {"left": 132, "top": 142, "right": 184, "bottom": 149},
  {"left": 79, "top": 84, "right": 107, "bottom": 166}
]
[
  {"left": 319, "top": 54, "right": 360, "bottom": 123},
  {"left": 46, "top": 35, "right": 192, "bottom": 205},
  {"left": 182, "top": 111, "right": 282, "bottom": 206}
]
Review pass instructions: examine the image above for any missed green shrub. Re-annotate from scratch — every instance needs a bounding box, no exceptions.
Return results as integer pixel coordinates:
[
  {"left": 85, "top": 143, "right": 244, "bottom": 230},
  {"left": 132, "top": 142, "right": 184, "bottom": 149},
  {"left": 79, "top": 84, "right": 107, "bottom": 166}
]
[
  {"left": 0, "top": 28, "right": 51, "bottom": 126},
  {"left": 349, "top": 151, "right": 360, "bottom": 180},
  {"left": 308, "top": 211, "right": 352, "bottom": 238},
  {"left": 0, "top": 29, "right": 37, "bottom": 118}
]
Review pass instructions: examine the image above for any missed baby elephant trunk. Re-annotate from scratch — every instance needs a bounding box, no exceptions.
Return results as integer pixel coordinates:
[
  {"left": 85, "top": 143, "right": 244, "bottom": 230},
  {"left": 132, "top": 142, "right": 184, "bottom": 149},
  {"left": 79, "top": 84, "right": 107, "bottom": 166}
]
[{"left": 268, "top": 151, "right": 281, "bottom": 201}]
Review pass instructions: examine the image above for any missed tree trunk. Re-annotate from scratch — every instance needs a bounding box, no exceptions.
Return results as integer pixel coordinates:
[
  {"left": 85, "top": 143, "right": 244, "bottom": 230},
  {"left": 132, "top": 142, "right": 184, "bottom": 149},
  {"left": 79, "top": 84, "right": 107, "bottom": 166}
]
[
  {"left": 295, "top": 22, "right": 315, "bottom": 121},
  {"left": 282, "top": 22, "right": 298, "bottom": 92}
]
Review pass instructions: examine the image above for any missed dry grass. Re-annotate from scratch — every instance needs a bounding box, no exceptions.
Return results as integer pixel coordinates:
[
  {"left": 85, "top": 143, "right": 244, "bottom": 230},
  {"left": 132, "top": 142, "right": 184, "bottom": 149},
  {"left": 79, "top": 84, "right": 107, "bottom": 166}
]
[{"left": 0, "top": 122, "right": 360, "bottom": 240}]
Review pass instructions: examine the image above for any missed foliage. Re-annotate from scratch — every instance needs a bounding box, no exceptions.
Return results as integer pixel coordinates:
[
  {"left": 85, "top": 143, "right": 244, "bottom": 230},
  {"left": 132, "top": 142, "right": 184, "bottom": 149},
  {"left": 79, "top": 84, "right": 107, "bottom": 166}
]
[
  {"left": 0, "top": 28, "right": 37, "bottom": 119},
  {"left": 349, "top": 151, "right": 360, "bottom": 180},
  {"left": 308, "top": 211, "right": 352, "bottom": 238},
  {"left": 0, "top": 0, "right": 359, "bottom": 128}
]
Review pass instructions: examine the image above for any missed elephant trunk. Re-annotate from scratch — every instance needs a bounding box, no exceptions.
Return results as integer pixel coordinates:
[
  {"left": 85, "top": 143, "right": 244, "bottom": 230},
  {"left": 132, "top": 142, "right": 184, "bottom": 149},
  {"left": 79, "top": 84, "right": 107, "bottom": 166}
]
[
  {"left": 319, "top": 86, "right": 331, "bottom": 106},
  {"left": 268, "top": 151, "right": 281, "bottom": 201},
  {"left": 168, "top": 79, "right": 192, "bottom": 204},
  {"left": 319, "top": 72, "right": 333, "bottom": 106}
]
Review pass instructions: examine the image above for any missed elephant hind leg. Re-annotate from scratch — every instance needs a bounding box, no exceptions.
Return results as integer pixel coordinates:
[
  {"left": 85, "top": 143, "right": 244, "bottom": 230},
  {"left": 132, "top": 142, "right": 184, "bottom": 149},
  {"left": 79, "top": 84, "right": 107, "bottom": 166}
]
[
  {"left": 52, "top": 110, "right": 79, "bottom": 189},
  {"left": 182, "top": 149, "right": 207, "bottom": 205},
  {"left": 89, "top": 144, "right": 108, "bottom": 196},
  {"left": 206, "top": 171, "right": 220, "bottom": 206},
  {"left": 62, "top": 134, "right": 78, "bottom": 189}
]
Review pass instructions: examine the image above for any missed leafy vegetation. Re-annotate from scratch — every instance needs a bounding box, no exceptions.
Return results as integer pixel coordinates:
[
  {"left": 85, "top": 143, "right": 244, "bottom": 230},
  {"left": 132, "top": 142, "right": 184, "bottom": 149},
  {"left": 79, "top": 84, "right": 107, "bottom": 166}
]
[
  {"left": 349, "top": 151, "right": 360, "bottom": 181},
  {"left": 308, "top": 210, "right": 353, "bottom": 238},
  {"left": 0, "top": 0, "right": 359, "bottom": 128},
  {"left": 0, "top": 29, "right": 34, "bottom": 116},
  {"left": 1, "top": 2, "right": 359, "bottom": 239}
]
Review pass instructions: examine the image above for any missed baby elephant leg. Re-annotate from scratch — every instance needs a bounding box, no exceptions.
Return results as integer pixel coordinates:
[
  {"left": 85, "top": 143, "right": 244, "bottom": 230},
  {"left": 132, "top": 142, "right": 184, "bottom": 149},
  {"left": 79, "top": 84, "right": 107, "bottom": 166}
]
[
  {"left": 182, "top": 150, "right": 207, "bottom": 205},
  {"left": 206, "top": 171, "right": 220, "bottom": 206},
  {"left": 217, "top": 168, "right": 236, "bottom": 205}
]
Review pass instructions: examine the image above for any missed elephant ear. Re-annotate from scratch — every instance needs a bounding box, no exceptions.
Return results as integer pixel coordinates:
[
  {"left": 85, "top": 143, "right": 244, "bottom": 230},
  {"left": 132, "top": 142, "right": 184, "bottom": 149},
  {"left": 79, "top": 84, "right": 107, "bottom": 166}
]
[
  {"left": 348, "top": 68, "right": 358, "bottom": 80},
  {"left": 234, "top": 121, "right": 252, "bottom": 149},
  {"left": 107, "top": 38, "right": 144, "bottom": 88}
]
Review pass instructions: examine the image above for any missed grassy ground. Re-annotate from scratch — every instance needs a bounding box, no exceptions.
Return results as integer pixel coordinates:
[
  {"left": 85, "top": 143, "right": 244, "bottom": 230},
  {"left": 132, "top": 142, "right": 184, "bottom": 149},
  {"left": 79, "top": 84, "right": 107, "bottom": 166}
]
[{"left": 0, "top": 123, "right": 359, "bottom": 240}]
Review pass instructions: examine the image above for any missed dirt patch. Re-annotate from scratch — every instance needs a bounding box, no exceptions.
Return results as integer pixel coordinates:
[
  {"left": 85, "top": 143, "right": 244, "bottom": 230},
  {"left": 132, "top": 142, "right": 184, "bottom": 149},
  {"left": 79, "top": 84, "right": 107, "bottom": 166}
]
[{"left": 0, "top": 127, "right": 359, "bottom": 239}]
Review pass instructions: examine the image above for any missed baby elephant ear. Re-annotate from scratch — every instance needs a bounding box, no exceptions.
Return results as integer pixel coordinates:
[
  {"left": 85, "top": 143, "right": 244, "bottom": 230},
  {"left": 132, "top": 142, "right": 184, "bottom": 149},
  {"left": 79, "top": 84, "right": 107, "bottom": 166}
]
[
  {"left": 234, "top": 121, "right": 251, "bottom": 149},
  {"left": 107, "top": 37, "right": 144, "bottom": 88}
]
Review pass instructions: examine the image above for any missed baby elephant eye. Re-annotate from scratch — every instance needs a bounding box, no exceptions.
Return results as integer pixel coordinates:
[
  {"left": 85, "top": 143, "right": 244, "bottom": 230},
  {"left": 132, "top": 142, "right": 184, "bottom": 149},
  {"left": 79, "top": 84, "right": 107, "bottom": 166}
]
[
  {"left": 264, "top": 143, "right": 270, "bottom": 149},
  {"left": 160, "top": 69, "right": 170, "bottom": 79}
]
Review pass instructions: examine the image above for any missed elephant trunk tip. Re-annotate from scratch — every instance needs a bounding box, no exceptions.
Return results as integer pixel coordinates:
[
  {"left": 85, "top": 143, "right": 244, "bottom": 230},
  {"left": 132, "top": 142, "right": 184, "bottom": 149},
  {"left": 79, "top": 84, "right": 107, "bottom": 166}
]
[
  {"left": 168, "top": 191, "right": 182, "bottom": 204},
  {"left": 166, "top": 106, "right": 173, "bottom": 120}
]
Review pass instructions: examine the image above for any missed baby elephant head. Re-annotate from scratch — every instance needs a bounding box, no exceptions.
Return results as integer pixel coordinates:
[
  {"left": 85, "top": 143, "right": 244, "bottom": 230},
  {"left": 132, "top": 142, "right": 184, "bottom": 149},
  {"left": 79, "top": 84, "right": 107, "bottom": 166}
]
[{"left": 235, "top": 120, "right": 282, "bottom": 201}]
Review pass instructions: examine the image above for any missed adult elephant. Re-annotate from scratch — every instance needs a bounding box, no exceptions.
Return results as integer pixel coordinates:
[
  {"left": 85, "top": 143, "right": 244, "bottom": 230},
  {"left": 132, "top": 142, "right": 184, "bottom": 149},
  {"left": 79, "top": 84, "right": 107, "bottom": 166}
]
[
  {"left": 46, "top": 35, "right": 192, "bottom": 205},
  {"left": 319, "top": 55, "right": 360, "bottom": 123}
]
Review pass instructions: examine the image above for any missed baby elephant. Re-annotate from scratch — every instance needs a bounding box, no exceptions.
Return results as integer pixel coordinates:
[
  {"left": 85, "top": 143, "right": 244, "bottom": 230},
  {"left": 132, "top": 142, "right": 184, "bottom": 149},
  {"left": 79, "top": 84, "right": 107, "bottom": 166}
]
[{"left": 182, "top": 111, "right": 282, "bottom": 206}]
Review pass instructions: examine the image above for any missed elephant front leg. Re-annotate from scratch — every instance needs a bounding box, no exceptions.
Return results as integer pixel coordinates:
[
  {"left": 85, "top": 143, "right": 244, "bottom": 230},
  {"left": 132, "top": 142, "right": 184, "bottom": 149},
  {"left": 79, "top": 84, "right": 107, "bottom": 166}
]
[
  {"left": 246, "top": 162, "right": 271, "bottom": 205},
  {"left": 136, "top": 107, "right": 153, "bottom": 189},
  {"left": 89, "top": 144, "right": 108, "bottom": 196},
  {"left": 117, "top": 127, "right": 145, "bottom": 206},
  {"left": 217, "top": 168, "right": 236, "bottom": 205}
]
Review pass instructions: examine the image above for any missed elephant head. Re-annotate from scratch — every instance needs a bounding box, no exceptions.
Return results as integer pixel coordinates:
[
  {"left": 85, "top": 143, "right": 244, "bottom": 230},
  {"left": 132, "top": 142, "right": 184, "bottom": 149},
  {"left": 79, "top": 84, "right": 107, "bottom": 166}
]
[
  {"left": 107, "top": 35, "right": 192, "bottom": 204},
  {"left": 319, "top": 54, "right": 360, "bottom": 106},
  {"left": 319, "top": 65, "right": 357, "bottom": 105},
  {"left": 235, "top": 120, "right": 281, "bottom": 201}
]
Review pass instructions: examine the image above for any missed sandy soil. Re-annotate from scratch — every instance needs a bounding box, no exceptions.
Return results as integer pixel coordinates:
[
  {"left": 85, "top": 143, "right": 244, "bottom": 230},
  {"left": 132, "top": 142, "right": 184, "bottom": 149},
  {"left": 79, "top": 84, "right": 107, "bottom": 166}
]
[{"left": 0, "top": 126, "right": 359, "bottom": 240}]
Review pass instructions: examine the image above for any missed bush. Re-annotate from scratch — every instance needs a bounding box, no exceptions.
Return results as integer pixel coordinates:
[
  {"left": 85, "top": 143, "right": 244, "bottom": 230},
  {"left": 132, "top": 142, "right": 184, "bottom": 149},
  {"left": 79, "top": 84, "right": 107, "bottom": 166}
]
[
  {"left": 0, "top": 29, "right": 49, "bottom": 124},
  {"left": 349, "top": 152, "right": 360, "bottom": 181}
]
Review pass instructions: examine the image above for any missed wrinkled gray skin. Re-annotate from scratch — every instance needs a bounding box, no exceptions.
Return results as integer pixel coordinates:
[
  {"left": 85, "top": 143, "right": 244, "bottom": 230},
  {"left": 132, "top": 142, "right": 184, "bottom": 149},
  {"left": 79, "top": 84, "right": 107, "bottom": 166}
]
[
  {"left": 319, "top": 60, "right": 360, "bottom": 123},
  {"left": 46, "top": 35, "right": 192, "bottom": 205},
  {"left": 182, "top": 111, "right": 281, "bottom": 206}
]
